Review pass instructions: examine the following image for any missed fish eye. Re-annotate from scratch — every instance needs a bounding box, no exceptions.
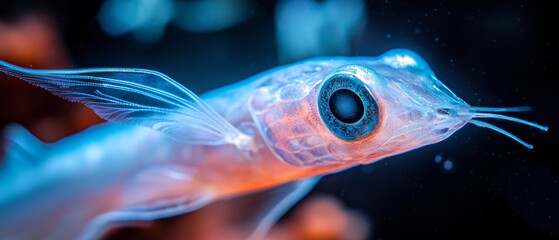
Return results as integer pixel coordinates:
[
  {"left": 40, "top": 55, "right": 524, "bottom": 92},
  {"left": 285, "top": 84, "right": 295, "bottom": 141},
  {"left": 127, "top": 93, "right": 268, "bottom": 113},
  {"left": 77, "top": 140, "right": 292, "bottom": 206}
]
[
  {"left": 318, "top": 73, "right": 379, "bottom": 141},
  {"left": 329, "top": 89, "right": 364, "bottom": 123}
]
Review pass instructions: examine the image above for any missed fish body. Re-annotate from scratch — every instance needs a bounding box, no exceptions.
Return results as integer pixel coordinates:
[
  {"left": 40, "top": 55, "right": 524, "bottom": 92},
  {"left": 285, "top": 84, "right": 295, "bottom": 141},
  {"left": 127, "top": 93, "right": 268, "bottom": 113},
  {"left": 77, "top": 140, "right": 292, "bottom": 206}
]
[{"left": 0, "top": 49, "right": 547, "bottom": 239}]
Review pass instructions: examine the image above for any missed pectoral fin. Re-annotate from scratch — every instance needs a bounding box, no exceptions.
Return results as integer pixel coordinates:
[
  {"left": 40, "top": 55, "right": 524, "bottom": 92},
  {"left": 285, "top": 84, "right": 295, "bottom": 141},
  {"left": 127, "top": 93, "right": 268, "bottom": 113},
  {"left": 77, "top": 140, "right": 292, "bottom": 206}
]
[
  {"left": 246, "top": 178, "right": 320, "bottom": 240},
  {"left": 78, "top": 162, "right": 213, "bottom": 240},
  {"left": 209, "top": 177, "right": 320, "bottom": 240},
  {"left": 79, "top": 191, "right": 213, "bottom": 240},
  {"left": 80, "top": 177, "right": 318, "bottom": 240}
]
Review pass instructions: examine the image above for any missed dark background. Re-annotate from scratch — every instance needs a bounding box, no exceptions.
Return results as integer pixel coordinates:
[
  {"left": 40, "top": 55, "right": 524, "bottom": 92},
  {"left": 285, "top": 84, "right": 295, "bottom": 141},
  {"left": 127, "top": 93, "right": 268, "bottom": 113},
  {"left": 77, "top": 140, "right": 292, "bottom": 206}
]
[{"left": 1, "top": 0, "right": 558, "bottom": 239}]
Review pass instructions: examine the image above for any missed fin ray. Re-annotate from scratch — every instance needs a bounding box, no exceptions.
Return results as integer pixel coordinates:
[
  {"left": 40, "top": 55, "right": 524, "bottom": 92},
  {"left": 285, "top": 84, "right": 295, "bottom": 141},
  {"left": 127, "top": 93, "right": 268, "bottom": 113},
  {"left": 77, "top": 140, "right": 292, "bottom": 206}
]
[
  {"left": 0, "top": 61, "right": 246, "bottom": 146},
  {"left": 247, "top": 178, "right": 320, "bottom": 240},
  {"left": 79, "top": 192, "right": 213, "bottom": 240}
]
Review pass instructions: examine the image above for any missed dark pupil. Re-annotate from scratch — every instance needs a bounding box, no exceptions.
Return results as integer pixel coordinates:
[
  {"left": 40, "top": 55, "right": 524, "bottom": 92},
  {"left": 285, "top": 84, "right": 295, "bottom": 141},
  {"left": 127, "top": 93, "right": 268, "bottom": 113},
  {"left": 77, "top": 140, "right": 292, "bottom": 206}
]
[{"left": 328, "top": 89, "right": 364, "bottom": 124}]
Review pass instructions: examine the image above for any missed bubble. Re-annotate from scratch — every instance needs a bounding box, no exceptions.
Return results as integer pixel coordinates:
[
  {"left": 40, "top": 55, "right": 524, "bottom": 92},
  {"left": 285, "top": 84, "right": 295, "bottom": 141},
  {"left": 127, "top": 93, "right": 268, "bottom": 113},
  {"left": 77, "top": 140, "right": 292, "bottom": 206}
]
[
  {"left": 434, "top": 153, "right": 442, "bottom": 163},
  {"left": 443, "top": 160, "right": 454, "bottom": 170}
]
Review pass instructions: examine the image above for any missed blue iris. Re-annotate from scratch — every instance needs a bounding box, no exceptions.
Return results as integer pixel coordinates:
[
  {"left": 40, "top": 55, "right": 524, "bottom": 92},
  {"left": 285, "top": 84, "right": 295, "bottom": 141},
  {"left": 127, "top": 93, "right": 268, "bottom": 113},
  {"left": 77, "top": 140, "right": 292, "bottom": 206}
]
[{"left": 318, "top": 74, "right": 379, "bottom": 141}]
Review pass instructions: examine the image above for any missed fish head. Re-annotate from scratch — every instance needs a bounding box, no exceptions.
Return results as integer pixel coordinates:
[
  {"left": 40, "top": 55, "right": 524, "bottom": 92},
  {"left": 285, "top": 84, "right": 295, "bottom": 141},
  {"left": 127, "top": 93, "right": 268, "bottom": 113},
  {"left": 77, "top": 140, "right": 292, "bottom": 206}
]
[{"left": 250, "top": 49, "right": 495, "bottom": 167}]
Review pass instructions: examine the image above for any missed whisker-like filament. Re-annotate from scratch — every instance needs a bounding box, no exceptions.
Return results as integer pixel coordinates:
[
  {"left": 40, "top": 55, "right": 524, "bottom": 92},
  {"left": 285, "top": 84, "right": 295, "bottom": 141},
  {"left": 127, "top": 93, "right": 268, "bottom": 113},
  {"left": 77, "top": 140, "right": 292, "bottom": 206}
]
[
  {"left": 470, "top": 106, "right": 532, "bottom": 112},
  {"left": 472, "top": 112, "right": 548, "bottom": 131},
  {"left": 468, "top": 119, "right": 534, "bottom": 149},
  {"left": 467, "top": 105, "right": 548, "bottom": 148}
]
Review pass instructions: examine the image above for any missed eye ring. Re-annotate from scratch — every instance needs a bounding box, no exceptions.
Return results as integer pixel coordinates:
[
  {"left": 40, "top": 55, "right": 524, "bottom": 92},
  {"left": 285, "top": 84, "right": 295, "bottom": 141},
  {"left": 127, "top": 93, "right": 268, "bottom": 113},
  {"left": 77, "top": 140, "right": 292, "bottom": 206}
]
[{"left": 318, "top": 73, "right": 379, "bottom": 141}]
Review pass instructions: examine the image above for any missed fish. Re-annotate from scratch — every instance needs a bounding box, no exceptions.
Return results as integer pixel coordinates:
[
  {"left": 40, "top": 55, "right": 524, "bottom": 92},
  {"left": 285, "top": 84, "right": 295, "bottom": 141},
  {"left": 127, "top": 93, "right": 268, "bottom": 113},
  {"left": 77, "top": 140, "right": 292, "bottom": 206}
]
[{"left": 0, "top": 49, "right": 548, "bottom": 239}]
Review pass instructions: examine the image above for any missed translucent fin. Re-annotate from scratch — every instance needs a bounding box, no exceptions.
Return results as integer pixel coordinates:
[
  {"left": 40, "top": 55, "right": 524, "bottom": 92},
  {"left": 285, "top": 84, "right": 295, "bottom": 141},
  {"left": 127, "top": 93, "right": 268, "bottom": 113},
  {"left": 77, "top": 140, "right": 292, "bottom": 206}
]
[
  {"left": 120, "top": 163, "right": 197, "bottom": 210},
  {"left": 244, "top": 178, "right": 320, "bottom": 240},
  {"left": 468, "top": 119, "right": 534, "bottom": 149},
  {"left": 0, "top": 60, "right": 249, "bottom": 147},
  {"left": 149, "top": 178, "right": 318, "bottom": 240},
  {"left": 79, "top": 192, "right": 213, "bottom": 240}
]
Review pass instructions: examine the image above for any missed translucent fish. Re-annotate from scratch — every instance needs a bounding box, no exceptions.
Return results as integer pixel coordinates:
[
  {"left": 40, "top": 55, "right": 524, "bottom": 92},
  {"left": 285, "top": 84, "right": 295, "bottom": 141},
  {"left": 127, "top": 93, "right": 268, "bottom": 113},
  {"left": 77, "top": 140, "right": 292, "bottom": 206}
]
[{"left": 0, "top": 49, "right": 547, "bottom": 239}]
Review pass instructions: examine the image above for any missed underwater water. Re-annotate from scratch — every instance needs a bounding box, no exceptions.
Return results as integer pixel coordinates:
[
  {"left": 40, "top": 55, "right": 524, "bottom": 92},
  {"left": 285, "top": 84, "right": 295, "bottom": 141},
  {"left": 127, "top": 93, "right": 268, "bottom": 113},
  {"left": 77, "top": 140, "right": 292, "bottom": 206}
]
[{"left": 0, "top": 0, "right": 557, "bottom": 239}]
